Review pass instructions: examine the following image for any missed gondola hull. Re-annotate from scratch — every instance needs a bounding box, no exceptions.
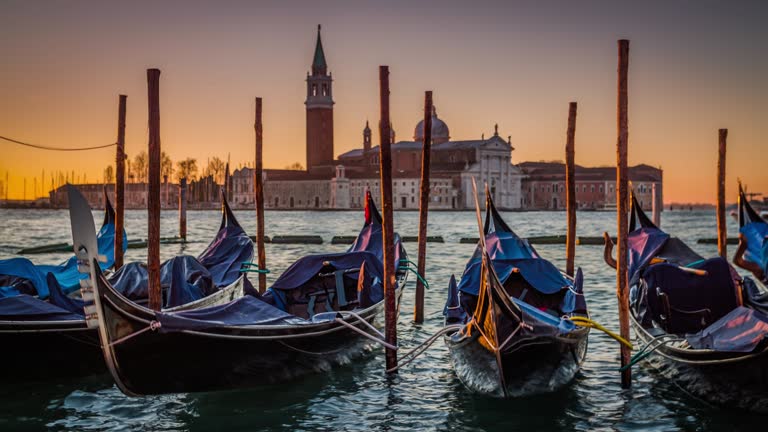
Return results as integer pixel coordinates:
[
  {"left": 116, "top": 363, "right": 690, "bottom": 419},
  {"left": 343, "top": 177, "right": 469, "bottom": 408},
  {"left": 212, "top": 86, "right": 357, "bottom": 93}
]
[
  {"left": 446, "top": 327, "right": 588, "bottom": 397},
  {"left": 0, "top": 277, "right": 244, "bottom": 380},
  {"left": 96, "top": 270, "right": 406, "bottom": 396},
  {"left": 630, "top": 312, "right": 768, "bottom": 413}
]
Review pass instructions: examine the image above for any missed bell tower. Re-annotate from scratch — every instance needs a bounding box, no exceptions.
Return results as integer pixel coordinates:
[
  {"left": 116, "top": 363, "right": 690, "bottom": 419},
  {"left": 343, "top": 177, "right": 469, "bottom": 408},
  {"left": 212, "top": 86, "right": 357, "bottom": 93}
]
[
  {"left": 305, "top": 25, "right": 334, "bottom": 171},
  {"left": 363, "top": 120, "right": 372, "bottom": 152}
]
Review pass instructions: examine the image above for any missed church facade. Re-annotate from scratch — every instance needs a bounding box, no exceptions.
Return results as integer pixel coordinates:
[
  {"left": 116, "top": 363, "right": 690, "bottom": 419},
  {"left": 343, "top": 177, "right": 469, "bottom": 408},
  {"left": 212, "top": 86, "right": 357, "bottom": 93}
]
[{"left": 230, "top": 25, "right": 525, "bottom": 210}]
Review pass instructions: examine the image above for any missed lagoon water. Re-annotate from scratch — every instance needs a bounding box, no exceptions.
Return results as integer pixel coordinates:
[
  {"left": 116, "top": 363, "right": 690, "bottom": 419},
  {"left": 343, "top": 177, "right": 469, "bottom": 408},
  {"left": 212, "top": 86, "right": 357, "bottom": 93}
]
[{"left": 0, "top": 208, "right": 764, "bottom": 431}]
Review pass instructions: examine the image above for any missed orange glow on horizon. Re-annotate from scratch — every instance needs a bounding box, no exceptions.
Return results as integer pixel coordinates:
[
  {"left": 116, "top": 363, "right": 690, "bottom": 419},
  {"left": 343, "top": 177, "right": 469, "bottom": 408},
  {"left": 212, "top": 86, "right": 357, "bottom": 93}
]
[{"left": 1, "top": 1, "right": 766, "bottom": 204}]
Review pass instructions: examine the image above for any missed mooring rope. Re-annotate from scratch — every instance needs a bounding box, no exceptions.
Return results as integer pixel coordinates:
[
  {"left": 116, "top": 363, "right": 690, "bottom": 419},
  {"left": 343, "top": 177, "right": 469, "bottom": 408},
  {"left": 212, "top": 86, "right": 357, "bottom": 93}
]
[
  {"left": 109, "top": 320, "right": 162, "bottom": 346},
  {"left": 385, "top": 324, "right": 464, "bottom": 373},
  {"left": 0, "top": 135, "right": 117, "bottom": 151},
  {"left": 567, "top": 316, "right": 633, "bottom": 350}
]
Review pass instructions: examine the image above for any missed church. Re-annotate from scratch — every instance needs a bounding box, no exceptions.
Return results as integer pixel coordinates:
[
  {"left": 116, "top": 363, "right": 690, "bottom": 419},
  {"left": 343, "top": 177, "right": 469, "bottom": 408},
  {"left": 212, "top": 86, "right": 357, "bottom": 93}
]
[{"left": 231, "top": 26, "right": 524, "bottom": 210}]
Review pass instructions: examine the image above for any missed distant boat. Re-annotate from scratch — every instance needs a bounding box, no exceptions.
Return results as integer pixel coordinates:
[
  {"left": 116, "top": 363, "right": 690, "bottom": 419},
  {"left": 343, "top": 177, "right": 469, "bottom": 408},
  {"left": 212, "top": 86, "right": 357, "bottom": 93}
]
[{"left": 443, "top": 186, "right": 589, "bottom": 397}]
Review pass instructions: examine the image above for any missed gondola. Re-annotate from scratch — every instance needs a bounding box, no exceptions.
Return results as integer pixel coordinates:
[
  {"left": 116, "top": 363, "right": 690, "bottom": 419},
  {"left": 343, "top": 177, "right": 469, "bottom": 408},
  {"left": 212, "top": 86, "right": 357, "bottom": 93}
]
[
  {"left": 603, "top": 191, "right": 768, "bottom": 413},
  {"left": 73, "top": 188, "right": 408, "bottom": 396},
  {"left": 0, "top": 188, "right": 252, "bottom": 380},
  {"left": 443, "top": 185, "right": 589, "bottom": 398},
  {"left": 734, "top": 184, "right": 768, "bottom": 300},
  {"left": 0, "top": 188, "right": 125, "bottom": 299}
]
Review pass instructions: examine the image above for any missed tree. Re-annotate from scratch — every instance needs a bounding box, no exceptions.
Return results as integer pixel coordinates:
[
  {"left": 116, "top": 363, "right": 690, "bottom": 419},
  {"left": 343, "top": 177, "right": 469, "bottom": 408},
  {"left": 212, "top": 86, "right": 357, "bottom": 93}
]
[
  {"left": 161, "top": 151, "right": 173, "bottom": 182},
  {"left": 285, "top": 162, "right": 304, "bottom": 171},
  {"left": 104, "top": 165, "right": 114, "bottom": 184},
  {"left": 133, "top": 151, "right": 148, "bottom": 183},
  {"left": 176, "top": 158, "right": 198, "bottom": 182},
  {"left": 206, "top": 157, "right": 226, "bottom": 184}
]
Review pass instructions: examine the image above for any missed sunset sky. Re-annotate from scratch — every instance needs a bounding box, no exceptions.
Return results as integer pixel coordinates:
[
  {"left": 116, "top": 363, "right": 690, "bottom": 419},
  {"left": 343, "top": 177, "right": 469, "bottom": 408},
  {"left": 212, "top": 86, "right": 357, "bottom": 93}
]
[{"left": 1, "top": 0, "right": 766, "bottom": 203}]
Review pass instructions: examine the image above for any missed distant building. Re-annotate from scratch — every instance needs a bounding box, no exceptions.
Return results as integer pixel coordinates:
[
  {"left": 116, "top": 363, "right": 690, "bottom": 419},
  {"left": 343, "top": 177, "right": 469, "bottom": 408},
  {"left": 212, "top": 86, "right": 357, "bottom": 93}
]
[
  {"left": 520, "top": 162, "right": 663, "bottom": 210},
  {"left": 230, "top": 26, "right": 524, "bottom": 210}
]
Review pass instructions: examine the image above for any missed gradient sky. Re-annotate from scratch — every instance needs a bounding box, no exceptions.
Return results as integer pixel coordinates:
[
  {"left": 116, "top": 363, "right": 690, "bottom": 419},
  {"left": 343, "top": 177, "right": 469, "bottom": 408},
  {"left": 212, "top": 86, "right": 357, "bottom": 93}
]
[{"left": 1, "top": 0, "right": 766, "bottom": 203}]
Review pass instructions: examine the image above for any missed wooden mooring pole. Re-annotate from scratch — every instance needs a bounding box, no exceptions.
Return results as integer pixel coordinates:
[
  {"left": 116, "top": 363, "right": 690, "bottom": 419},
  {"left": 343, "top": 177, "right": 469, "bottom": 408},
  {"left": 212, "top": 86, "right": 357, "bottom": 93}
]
[
  {"left": 414, "top": 91, "right": 433, "bottom": 323},
  {"left": 254, "top": 97, "right": 267, "bottom": 293},
  {"left": 147, "top": 69, "right": 162, "bottom": 311},
  {"left": 717, "top": 129, "right": 728, "bottom": 258},
  {"left": 179, "top": 178, "right": 187, "bottom": 240},
  {"left": 652, "top": 183, "right": 661, "bottom": 227},
  {"left": 114, "top": 94, "right": 126, "bottom": 269},
  {"left": 379, "top": 66, "right": 397, "bottom": 373},
  {"left": 565, "top": 102, "right": 577, "bottom": 277},
  {"left": 616, "top": 40, "right": 632, "bottom": 388}
]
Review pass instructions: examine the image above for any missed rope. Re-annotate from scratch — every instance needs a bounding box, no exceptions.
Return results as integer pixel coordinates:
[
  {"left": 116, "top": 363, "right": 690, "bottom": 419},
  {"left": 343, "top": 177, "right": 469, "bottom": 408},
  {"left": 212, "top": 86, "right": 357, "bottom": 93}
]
[
  {"left": 109, "top": 320, "right": 162, "bottom": 346},
  {"left": 241, "top": 262, "right": 270, "bottom": 274},
  {"left": 567, "top": 316, "right": 634, "bottom": 350},
  {"left": 0, "top": 135, "right": 117, "bottom": 151},
  {"left": 619, "top": 334, "right": 681, "bottom": 372},
  {"left": 398, "top": 259, "right": 429, "bottom": 289},
  {"left": 334, "top": 318, "right": 398, "bottom": 351},
  {"left": 386, "top": 324, "right": 464, "bottom": 373}
]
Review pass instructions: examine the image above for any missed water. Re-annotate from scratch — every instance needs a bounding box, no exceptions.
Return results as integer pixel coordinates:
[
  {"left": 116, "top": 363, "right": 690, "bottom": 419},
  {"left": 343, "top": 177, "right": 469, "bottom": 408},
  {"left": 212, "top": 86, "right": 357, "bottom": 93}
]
[{"left": 0, "top": 208, "right": 765, "bottom": 431}]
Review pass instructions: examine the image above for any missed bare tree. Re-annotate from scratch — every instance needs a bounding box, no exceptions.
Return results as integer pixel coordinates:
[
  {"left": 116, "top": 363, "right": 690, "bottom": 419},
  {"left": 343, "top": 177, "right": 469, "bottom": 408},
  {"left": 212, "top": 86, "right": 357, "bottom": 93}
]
[
  {"left": 207, "top": 156, "right": 226, "bottom": 184},
  {"left": 133, "top": 151, "right": 148, "bottom": 183},
  {"left": 104, "top": 165, "right": 114, "bottom": 184},
  {"left": 161, "top": 151, "right": 173, "bottom": 182},
  {"left": 284, "top": 162, "right": 304, "bottom": 171},
  {"left": 176, "top": 158, "right": 198, "bottom": 182}
]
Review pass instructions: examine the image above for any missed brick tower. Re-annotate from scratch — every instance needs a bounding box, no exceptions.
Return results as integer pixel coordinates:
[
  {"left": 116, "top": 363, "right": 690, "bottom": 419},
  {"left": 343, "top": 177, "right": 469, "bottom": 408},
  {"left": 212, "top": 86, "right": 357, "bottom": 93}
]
[{"left": 305, "top": 25, "right": 334, "bottom": 171}]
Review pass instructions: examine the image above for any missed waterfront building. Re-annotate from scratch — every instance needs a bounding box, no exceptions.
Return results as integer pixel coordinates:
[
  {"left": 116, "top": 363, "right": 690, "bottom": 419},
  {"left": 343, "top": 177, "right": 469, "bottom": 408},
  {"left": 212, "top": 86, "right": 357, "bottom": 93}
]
[{"left": 520, "top": 161, "right": 663, "bottom": 211}]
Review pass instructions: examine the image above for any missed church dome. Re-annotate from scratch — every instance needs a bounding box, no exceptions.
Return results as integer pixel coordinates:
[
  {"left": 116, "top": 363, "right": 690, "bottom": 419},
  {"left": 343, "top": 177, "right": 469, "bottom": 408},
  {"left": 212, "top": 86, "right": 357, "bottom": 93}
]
[{"left": 414, "top": 106, "right": 450, "bottom": 144}]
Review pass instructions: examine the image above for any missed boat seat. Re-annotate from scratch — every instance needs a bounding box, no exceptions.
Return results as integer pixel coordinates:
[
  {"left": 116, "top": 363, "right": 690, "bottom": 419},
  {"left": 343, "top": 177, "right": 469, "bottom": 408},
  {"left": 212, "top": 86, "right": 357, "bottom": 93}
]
[
  {"left": 640, "top": 257, "right": 740, "bottom": 334},
  {"left": 306, "top": 268, "right": 357, "bottom": 318}
]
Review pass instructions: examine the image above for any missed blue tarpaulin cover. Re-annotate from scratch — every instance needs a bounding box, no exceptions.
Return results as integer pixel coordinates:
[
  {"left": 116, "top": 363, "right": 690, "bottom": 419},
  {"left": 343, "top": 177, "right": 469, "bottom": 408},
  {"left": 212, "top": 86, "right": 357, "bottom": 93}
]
[
  {"left": 108, "top": 197, "right": 252, "bottom": 308},
  {"left": 0, "top": 197, "right": 126, "bottom": 299},
  {"left": 448, "top": 193, "right": 580, "bottom": 335},
  {"left": 740, "top": 220, "right": 768, "bottom": 277},
  {"left": 155, "top": 191, "right": 397, "bottom": 332},
  {"left": 156, "top": 295, "right": 310, "bottom": 332},
  {"left": 686, "top": 306, "right": 768, "bottom": 352}
]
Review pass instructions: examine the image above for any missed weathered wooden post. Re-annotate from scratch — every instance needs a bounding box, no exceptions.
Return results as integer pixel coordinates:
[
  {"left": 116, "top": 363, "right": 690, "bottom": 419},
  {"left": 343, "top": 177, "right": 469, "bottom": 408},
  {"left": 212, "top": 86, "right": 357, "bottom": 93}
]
[
  {"left": 179, "top": 178, "right": 187, "bottom": 240},
  {"left": 414, "top": 91, "right": 433, "bottom": 323},
  {"left": 115, "top": 94, "right": 126, "bottom": 269},
  {"left": 717, "top": 129, "right": 728, "bottom": 258},
  {"left": 254, "top": 97, "right": 267, "bottom": 293},
  {"left": 616, "top": 40, "right": 632, "bottom": 388},
  {"left": 147, "top": 69, "right": 162, "bottom": 311},
  {"left": 379, "top": 66, "right": 397, "bottom": 372},
  {"left": 565, "top": 102, "right": 577, "bottom": 277},
  {"left": 651, "top": 183, "right": 661, "bottom": 227}
]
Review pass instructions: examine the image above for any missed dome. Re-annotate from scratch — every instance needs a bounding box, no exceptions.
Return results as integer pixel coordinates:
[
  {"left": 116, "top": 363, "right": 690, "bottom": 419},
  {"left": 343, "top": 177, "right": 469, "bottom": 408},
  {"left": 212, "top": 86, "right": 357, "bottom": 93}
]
[{"left": 414, "top": 106, "right": 450, "bottom": 144}]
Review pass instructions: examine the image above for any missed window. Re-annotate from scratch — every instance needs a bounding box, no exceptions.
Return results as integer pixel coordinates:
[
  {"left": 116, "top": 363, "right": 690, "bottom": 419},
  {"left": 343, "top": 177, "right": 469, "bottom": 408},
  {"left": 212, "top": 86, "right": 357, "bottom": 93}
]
[
  {"left": 322, "top": 84, "right": 328, "bottom": 96},
  {"left": 591, "top": 185, "right": 595, "bottom": 193},
  {"left": 311, "top": 84, "right": 317, "bottom": 96},
  {"left": 411, "top": 196, "right": 415, "bottom": 203},
  {"left": 274, "top": 197, "right": 279, "bottom": 207},
  {"left": 599, "top": 186, "right": 603, "bottom": 193}
]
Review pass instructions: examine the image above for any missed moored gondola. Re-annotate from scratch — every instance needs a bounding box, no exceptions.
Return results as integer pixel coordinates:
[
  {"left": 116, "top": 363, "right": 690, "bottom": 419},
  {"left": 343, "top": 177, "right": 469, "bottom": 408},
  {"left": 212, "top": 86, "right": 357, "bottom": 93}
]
[
  {"left": 0, "top": 188, "right": 252, "bottom": 380},
  {"left": 443, "top": 185, "right": 589, "bottom": 397},
  {"left": 604, "top": 190, "right": 768, "bottom": 413},
  {"left": 74, "top": 189, "right": 408, "bottom": 396}
]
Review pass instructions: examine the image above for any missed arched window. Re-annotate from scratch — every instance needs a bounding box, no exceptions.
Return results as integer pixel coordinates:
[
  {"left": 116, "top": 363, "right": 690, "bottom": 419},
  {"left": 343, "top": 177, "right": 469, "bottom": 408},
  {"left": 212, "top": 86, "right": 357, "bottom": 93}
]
[
  {"left": 290, "top": 197, "right": 294, "bottom": 208},
  {"left": 315, "top": 196, "right": 320, "bottom": 208},
  {"left": 312, "top": 84, "right": 317, "bottom": 96},
  {"left": 322, "top": 84, "right": 328, "bottom": 96}
]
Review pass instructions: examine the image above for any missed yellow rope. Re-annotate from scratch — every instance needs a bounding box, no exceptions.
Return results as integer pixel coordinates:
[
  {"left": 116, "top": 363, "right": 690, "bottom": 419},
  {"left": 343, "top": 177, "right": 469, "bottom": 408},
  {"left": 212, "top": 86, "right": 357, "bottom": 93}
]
[{"left": 568, "top": 316, "right": 634, "bottom": 350}]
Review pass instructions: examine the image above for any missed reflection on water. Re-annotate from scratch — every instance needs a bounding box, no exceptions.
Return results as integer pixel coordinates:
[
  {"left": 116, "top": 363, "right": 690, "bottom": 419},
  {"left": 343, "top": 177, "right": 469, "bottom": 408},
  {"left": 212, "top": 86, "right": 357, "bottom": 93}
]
[{"left": 0, "top": 208, "right": 763, "bottom": 431}]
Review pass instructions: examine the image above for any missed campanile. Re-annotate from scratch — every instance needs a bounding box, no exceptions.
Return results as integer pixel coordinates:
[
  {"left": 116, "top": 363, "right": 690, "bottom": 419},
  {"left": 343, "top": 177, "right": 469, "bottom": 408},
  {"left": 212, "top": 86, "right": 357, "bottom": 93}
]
[{"left": 305, "top": 25, "right": 334, "bottom": 171}]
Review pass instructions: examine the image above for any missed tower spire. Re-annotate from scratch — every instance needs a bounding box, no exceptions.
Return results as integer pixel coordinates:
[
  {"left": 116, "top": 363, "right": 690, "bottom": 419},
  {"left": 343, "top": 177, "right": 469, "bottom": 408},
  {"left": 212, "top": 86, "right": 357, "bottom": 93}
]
[{"left": 312, "top": 24, "right": 327, "bottom": 76}]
